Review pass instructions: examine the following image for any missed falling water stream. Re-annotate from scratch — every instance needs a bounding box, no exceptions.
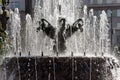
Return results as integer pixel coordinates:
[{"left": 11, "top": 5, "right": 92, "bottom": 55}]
[
  {"left": 35, "top": 57, "right": 38, "bottom": 80},
  {"left": 17, "top": 57, "right": 21, "bottom": 80}
]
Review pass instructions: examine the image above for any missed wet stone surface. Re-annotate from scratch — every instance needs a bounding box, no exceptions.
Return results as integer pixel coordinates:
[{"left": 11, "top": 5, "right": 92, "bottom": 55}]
[{"left": 2, "top": 57, "right": 113, "bottom": 80}]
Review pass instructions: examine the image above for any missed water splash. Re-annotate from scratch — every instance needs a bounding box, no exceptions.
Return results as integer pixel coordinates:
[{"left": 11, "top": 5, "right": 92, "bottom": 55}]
[{"left": 6, "top": 1, "right": 112, "bottom": 57}]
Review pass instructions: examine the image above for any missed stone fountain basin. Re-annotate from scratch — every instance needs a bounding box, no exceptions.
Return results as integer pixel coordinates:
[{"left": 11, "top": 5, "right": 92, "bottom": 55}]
[{"left": 2, "top": 56, "right": 113, "bottom": 80}]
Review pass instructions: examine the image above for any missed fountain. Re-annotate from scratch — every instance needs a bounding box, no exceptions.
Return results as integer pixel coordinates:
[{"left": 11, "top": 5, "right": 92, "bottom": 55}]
[{"left": 1, "top": 0, "right": 120, "bottom": 80}]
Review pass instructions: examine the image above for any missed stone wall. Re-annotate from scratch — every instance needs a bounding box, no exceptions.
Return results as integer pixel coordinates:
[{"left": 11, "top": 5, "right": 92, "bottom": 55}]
[{"left": 2, "top": 57, "right": 113, "bottom": 80}]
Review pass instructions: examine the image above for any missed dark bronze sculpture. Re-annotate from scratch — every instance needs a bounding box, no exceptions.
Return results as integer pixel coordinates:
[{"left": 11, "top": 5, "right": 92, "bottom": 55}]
[{"left": 37, "top": 18, "right": 83, "bottom": 53}]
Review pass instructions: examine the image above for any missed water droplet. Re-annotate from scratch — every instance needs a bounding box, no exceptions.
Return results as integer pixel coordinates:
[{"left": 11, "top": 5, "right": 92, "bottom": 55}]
[
  {"left": 28, "top": 69, "right": 31, "bottom": 71},
  {"left": 29, "top": 58, "right": 31, "bottom": 61},
  {"left": 75, "top": 76, "right": 78, "bottom": 79}
]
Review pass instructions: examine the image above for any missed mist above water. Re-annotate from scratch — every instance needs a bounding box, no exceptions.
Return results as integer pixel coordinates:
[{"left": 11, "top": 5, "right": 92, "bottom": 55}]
[{"left": 6, "top": 0, "right": 111, "bottom": 57}]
